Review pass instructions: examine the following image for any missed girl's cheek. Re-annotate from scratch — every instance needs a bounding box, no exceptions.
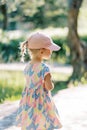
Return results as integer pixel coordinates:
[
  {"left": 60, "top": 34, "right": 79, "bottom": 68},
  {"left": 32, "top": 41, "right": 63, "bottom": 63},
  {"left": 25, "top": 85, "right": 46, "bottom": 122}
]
[{"left": 50, "top": 50, "right": 52, "bottom": 54}]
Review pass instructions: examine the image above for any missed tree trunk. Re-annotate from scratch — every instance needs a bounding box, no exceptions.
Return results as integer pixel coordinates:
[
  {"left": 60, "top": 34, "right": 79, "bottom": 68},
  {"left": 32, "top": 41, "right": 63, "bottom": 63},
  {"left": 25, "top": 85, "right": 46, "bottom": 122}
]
[
  {"left": 67, "top": 0, "right": 87, "bottom": 82},
  {"left": 0, "top": 3, "right": 7, "bottom": 30}
]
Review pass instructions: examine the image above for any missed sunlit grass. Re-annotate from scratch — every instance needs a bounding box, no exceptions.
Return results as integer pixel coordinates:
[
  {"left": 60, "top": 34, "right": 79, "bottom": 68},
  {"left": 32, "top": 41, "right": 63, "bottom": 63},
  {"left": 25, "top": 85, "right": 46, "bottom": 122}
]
[
  {"left": 0, "top": 70, "right": 70, "bottom": 103},
  {"left": 0, "top": 70, "right": 25, "bottom": 103},
  {"left": 52, "top": 72, "right": 70, "bottom": 81},
  {"left": 52, "top": 71, "right": 71, "bottom": 95}
]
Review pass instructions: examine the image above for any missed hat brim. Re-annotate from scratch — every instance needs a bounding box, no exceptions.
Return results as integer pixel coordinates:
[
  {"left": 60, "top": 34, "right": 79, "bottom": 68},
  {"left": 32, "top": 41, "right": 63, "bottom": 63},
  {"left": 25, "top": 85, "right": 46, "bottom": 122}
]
[{"left": 46, "top": 42, "right": 61, "bottom": 51}]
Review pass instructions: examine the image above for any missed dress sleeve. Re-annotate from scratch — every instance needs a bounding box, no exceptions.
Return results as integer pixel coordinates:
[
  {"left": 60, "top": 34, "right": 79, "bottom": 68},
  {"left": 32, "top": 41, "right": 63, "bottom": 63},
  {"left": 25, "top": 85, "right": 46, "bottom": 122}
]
[{"left": 43, "top": 65, "right": 50, "bottom": 78}]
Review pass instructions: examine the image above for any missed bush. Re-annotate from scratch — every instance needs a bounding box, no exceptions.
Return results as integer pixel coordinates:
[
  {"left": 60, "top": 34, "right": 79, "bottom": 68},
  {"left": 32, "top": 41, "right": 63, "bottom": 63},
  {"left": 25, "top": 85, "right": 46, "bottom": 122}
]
[
  {"left": 0, "top": 38, "right": 24, "bottom": 62},
  {"left": 0, "top": 36, "right": 69, "bottom": 63},
  {"left": 52, "top": 36, "right": 70, "bottom": 64},
  {"left": 0, "top": 35, "right": 87, "bottom": 63}
]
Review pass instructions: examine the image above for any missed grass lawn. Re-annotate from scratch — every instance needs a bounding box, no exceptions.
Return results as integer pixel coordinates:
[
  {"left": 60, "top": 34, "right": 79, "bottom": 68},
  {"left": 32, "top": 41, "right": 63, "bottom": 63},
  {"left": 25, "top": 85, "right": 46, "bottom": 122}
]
[
  {"left": 0, "top": 70, "right": 25, "bottom": 103},
  {"left": 0, "top": 70, "right": 70, "bottom": 103}
]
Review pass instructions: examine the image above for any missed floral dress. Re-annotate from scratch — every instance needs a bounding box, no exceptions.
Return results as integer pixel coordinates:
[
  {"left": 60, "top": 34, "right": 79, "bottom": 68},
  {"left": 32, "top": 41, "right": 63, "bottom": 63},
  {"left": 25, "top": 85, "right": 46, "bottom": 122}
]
[{"left": 15, "top": 62, "right": 62, "bottom": 130}]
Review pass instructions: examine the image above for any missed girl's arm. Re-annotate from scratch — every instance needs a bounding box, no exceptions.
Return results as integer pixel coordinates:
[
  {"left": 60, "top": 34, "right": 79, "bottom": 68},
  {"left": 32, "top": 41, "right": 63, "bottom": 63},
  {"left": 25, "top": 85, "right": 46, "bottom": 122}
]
[{"left": 44, "top": 73, "right": 54, "bottom": 91}]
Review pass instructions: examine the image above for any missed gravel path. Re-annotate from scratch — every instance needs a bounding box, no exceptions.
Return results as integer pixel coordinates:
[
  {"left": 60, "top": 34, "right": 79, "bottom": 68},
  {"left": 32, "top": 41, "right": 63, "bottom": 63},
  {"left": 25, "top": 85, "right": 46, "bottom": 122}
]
[{"left": 0, "top": 85, "right": 87, "bottom": 130}]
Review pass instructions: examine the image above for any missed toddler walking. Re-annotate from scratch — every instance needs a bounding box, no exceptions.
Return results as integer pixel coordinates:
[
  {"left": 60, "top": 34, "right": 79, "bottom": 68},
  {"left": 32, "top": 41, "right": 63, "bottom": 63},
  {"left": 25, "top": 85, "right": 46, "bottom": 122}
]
[{"left": 16, "top": 32, "right": 62, "bottom": 130}]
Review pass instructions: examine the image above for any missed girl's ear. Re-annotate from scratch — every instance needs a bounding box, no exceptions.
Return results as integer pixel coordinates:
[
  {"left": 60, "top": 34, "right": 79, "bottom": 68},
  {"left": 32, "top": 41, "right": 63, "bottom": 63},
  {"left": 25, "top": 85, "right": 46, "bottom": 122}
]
[{"left": 40, "top": 48, "right": 44, "bottom": 54}]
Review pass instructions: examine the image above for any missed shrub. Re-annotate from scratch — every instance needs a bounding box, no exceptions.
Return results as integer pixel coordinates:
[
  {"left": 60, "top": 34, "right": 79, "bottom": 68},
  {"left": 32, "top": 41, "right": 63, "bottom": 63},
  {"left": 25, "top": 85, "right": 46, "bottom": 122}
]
[{"left": 0, "top": 35, "right": 87, "bottom": 63}]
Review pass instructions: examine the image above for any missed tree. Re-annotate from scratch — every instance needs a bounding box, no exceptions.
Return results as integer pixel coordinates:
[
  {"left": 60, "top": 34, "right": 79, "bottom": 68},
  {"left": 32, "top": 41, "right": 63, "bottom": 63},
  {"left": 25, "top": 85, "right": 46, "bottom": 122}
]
[
  {"left": 0, "top": 1, "right": 7, "bottom": 30},
  {"left": 67, "top": 0, "right": 87, "bottom": 82},
  {"left": 0, "top": 0, "right": 68, "bottom": 30}
]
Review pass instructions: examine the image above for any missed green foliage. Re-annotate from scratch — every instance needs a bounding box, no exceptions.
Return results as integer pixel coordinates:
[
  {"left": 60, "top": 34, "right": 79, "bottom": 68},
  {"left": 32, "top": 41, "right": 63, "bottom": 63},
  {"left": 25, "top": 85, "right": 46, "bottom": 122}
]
[
  {"left": 0, "top": 39, "right": 22, "bottom": 62},
  {"left": 0, "top": 0, "right": 68, "bottom": 30},
  {"left": 0, "top": 33, "right": 87, "bottom": 63},
  {"left": 52, "top": 81, "right": 68, "bottom": 95},
  {"left": 0, "top": 0, "right": 87, "bottom": 30},
  {"left": 52, "top": 36, "right": 70, "bottom": 64},
  {"left": 81, "top": 35, "right": 87, "bottom": 42},
  {"left": 0, "top": 36, "right": 68, "bottom": 63}
]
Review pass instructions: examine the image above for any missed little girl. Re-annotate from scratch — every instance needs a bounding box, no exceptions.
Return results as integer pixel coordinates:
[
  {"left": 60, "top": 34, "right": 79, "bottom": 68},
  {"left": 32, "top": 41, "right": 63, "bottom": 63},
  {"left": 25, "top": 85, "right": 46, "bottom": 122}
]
[{"left": 16, "top": 32, "right": 62, "bottom": 130}]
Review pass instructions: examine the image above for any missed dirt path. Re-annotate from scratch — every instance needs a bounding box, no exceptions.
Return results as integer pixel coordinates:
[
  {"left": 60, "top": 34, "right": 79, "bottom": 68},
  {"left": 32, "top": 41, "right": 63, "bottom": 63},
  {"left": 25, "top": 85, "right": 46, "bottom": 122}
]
[
  {"left": 0, "top": 85, "right": 87, "bottom": 130},
  {"left": 0, "top": 63, "right": 73, "bottom": 74}
]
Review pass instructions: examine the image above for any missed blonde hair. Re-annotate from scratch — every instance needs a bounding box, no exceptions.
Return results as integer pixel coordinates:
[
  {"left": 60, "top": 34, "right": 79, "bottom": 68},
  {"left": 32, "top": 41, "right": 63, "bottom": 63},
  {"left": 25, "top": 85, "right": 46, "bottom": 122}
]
[
  {"left": 20, "top": 40, "right": 28, "bottom": 62},
  {"left": 20, "top": 40, "right": 40, "bottom": 62}
]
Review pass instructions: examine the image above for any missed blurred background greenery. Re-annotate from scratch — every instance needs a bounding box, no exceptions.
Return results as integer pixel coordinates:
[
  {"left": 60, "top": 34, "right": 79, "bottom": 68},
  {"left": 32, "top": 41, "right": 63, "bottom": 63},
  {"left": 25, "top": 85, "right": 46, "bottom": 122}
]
[{"left": 0, "top": 0, "right": 87, "bottom": 103}]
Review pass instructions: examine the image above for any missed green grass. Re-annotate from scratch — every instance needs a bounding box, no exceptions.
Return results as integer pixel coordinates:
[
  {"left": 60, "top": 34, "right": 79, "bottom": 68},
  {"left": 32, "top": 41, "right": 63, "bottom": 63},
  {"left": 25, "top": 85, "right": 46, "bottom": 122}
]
[
  {"left": 0, "top": 70, "right": 25, "bottom": 103},
  {"left": 52, "top": 81, "right": 68, "bottom": 95},
  {"left": 0, "top": 70, "right": 70, "bottom": 103},
  {"left": 51, "top": 72, "right": 71, "bottom": 95},
  {"left": 52, "top": 72, "right": 70, "bottom": 81}
]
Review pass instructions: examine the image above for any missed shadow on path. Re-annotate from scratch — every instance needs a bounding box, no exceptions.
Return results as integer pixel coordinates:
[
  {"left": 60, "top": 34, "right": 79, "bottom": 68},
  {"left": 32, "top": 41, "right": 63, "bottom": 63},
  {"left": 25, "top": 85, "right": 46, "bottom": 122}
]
[{"left": 0, "top": 110, "right": 17, "bottom": 130}]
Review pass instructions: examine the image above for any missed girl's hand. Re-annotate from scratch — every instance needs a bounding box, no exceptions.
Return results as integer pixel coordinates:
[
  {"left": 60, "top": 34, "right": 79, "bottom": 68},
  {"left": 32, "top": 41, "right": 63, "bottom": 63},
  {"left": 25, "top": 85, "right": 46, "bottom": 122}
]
[{"left": 43, "top": 73, "right": 54, "bottom": 91}]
